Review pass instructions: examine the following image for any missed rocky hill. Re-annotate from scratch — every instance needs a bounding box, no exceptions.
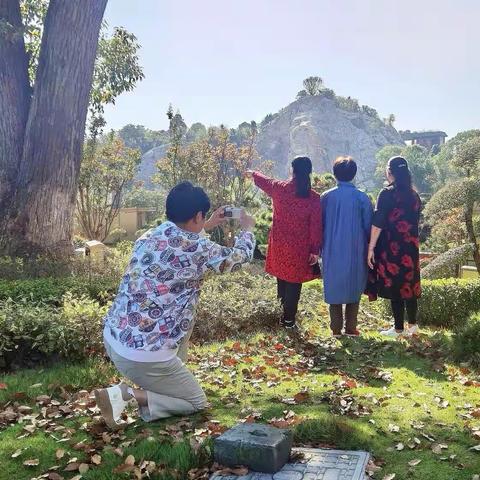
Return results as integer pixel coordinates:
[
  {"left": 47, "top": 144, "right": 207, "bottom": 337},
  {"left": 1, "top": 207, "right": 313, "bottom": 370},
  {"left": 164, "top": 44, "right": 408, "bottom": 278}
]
[
  {"left": 135, "top": 94, "right": 403, "bottom": 187},
  {"left": 256, "top": 95, "right": 403, "bottom": 185}
]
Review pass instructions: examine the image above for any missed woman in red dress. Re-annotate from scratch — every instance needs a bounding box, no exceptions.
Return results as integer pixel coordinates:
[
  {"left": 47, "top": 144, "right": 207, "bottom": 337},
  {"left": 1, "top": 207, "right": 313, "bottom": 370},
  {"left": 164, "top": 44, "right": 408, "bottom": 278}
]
[
  {"left": 367, "top": 156, "right": 422, "bottom": 337},
  {"left": 246, "top": 156, "right": 322, "bottom": 330}
]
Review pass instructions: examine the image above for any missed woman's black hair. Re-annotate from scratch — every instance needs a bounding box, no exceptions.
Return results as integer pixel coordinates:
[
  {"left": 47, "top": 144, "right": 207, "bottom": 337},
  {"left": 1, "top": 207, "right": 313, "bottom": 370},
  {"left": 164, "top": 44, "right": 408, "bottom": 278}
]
[
  {"left": 291, "top": 156, "right": 312, "bottom": 198},
  {"left": 166, "top": 181, "right": 211, "bottom": 223},
  {"left": 388, "top": 156, "right": 416, "bottom": 203}
]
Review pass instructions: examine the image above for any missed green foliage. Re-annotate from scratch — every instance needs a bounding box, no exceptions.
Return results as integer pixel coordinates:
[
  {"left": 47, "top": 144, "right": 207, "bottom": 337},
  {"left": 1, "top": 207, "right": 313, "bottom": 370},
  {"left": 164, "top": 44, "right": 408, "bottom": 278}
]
[
  {"left": 122, "top": 186, "right": 165, "bottom": 213},
  {"left": 453, "top": 312, "right": 480, "bottom": 367},
  {"left": 312, "top": 172, "right": 337, "bottom": 195},
  {"left": 0, "top": 277, "right": 118, "bottom": 306},
  {"left": 422, "top": 244, "right": 474, "bottom": 279},
  {"left": 77, "top": 133, "right": 141, "bottom": 241},
  {"left": 193, "top": 271, "right": 282, "bottom": 342},
  {"left": 0, "top": 295, "right": 108, "bottom": 368},
  {"left": 254, "top": 210, "right": 273, "bottom": 246},
  {"left": 296, "top": 89, "right": 308, "bottom": 99},
  {"left": 118, "top": 124, "right": 168, "bottom": 153},
  {"left": 418, "top": 279, "right": 480, "bottom": 327},
  {"left": 90, "top": 27, "right": 144, "bottom": 116},
  {"left": 19, "top": 3, "right": 144, "bottom": 118},
  {"left": 361, "top": 104, "right": 379, "bottom": 118},
  {"left": 375, "top": 144, "right": 437, "bottom": 193}
]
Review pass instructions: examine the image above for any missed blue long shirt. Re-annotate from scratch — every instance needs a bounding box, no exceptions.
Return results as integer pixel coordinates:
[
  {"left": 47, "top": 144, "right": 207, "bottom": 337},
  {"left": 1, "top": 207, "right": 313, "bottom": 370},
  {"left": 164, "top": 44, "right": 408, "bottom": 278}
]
[{"left": 321, "top": 182, "right": 373, "bottom": 305}]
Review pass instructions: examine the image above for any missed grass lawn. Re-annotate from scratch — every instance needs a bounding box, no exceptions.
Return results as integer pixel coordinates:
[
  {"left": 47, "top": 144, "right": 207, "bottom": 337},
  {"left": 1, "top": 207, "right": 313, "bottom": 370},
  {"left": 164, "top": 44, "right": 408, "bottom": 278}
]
[{"left": 1, "top": 284, "right": 479, "bottom": 480}]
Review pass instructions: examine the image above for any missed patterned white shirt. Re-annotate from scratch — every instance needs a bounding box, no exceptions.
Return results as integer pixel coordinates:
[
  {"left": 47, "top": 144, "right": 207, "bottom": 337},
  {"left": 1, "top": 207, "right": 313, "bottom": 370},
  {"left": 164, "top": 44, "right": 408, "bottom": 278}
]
[{"left": 103, "top": 221, "right": 255, "bottom": 362}]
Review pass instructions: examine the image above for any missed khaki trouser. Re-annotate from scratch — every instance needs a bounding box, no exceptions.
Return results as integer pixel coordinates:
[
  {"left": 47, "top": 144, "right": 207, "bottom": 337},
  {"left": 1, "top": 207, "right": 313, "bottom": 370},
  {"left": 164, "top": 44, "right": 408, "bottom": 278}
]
[
  {"left": 105, "top": 324, "right": 207, "bottom": 422},
  {"left": 329, "top": 302, "right": 360, "bottom": 333}
]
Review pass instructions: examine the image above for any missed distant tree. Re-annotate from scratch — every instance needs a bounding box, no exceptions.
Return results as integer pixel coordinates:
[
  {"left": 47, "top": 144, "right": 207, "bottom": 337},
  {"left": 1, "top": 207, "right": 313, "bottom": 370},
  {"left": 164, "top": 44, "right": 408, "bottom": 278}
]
[
  {"left": 296, "top": 89, "right": 308, "bottom": 99},
  {"left": 303, "top": 76, "right": 323, "bottom": 95},
  {"left": 312, "top": 173, "right": 337, "bottom": 195},
  {"left": 387, "top": 113, "right": 396, "bottom": 126},
  {"left": 424, "top": 133, "right": 480, "bottom": 273},
  {"left": 122, "top": 185, "right": 165, "bottom": 214},
  {"left": 361, "top": 105, "right": 379, "bottom": 118},
  {"left": 319, "top": 88, "right": 336, "bottom": 100},
  {"left": 335, "top": 96, "right": 360, "bottom": 112},
  {"left": 375, "top": 144, "right": 437, "bottom": 194},
  {"left": 186, "top": 122, "right": 207, "bottom": 143},
  {"left": 118, "top": 124, "right": 168, "bottom": 153},
  {"left": 77, "top": 134, "right": 141, "bottom": 241},
  {"left": 260, "top": 113, "right": 276, "bottom": 128}
]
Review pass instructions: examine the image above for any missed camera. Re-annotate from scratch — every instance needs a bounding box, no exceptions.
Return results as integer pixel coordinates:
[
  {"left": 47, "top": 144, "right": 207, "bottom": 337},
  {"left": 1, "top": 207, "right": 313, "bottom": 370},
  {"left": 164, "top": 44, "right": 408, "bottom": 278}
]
[{"left": 223, "top": 207, "right": 243, "bottom": 219}]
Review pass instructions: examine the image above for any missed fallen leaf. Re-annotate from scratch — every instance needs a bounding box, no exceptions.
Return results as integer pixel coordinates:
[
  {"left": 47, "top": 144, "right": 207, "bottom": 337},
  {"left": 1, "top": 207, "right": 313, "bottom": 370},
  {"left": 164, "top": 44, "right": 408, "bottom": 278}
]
[
  {"left": 395, "top": 442, "right": 404, "bottom": 451},
  {"left": 78, "top": 463, "right": 89, "bottom": 474},
  {"left": 47, "top": 473, "right": 64, "bottom": 480},
  {"left": 23, "top": 459, "right": 40, "bottom": 466},
  {"left": 56, "top": 449, "right": 65, "bottom": 459},
  {"left": 0, "top": 383, "right": 7, "bottom": 390},
  {"left": 91, "top": 454, "right": 102, "bottom": 465},
  {"left": 383, "top": 474, "right": 396, "bottom": 480},
  {"left": 11, "top": 449, "right": 22, "bottom": 458},
  {"left": 408, "top": 459, "right": 421, "bottom": 467},
  {"left": 469, "top": 445, "right": 480, "bottom": 451},
  {"left": 125, "top": 454, "right": 135, "bottom": 466}
]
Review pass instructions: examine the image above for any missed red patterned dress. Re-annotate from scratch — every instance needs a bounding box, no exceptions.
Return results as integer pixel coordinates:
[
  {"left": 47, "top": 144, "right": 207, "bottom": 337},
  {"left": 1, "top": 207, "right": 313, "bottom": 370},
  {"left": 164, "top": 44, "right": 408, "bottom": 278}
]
[
  {"left": 253, "top": 172, "right": 322, "bottom": 283},
  {"left": 367, "top": 185, "right": 422, "bottom": 300}
]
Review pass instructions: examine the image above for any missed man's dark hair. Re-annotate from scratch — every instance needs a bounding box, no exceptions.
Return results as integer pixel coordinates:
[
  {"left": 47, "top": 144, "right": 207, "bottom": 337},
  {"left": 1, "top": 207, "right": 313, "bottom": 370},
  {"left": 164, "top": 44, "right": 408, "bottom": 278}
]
[
  {"left": 166, "top": 181, "right": 211, "bottom": 223},
  {"left": 333, "top": 156, "right": 357, "bottom": 182}
]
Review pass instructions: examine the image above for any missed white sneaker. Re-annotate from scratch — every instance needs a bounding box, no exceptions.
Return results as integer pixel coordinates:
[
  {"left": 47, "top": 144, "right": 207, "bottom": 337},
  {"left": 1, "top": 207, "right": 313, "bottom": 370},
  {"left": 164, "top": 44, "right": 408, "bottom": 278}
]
[
  {"left": 94, "top": 384, "right": 130, "bottom": 430},
  {"left": 380, "top": 327, "right": 405, "bottom": 338},
  {"left": 407, "top": 324, "right": 419, "bottom": 336}
]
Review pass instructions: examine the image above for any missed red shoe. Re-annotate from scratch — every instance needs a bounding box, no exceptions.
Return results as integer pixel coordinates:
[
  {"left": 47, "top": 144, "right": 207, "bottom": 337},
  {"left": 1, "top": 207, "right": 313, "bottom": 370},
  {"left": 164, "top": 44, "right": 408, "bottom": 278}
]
[{"left": 345, "top": 329, "right": 360, "bottom": 337}]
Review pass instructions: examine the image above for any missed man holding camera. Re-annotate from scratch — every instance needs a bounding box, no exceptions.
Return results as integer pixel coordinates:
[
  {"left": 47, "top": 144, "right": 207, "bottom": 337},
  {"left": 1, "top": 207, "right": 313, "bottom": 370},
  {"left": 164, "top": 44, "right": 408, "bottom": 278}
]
[{"left": 96, "top": 181, "right": 255, "bottom": 429}]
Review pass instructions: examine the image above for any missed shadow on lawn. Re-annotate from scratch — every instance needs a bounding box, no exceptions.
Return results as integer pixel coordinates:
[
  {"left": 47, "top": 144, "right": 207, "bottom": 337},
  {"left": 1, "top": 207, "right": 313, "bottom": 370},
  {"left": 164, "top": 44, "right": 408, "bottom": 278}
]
[{"left": 293, "top": 331, "right": 457, "bottom": 386}]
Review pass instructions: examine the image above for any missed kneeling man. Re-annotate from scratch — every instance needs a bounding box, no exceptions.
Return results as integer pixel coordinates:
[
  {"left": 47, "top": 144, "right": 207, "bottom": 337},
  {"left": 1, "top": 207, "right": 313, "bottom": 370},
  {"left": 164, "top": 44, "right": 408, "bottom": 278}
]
[{"left": 96, "top": 182, "right": 255, "bottom": 428}]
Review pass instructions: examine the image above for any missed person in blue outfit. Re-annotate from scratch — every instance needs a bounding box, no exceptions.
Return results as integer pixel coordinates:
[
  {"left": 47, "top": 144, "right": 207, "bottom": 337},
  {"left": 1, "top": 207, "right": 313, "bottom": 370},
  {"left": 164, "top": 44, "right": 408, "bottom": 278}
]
[{"left": 321, "top": 156, "right": 373, "bottom": 337}]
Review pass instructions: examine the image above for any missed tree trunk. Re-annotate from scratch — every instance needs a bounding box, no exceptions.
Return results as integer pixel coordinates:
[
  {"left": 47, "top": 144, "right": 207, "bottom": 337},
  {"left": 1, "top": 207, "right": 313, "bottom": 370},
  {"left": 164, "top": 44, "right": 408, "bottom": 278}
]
[
  {"left": 0, "top": 0, "right": 30, "bottom": 213},
  {"left": 464, "top": 203, "right": 480, "bottom": 274},
  {"left": 5, "top": 0, "right": 107, "bottom": 257}
]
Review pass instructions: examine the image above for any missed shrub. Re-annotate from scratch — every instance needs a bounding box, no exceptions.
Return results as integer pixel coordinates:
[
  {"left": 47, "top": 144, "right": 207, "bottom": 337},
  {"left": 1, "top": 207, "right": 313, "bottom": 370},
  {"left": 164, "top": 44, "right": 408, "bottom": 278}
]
[
  {"left": 453, "top": 312, "right": 480, "bottom": 367},
  {"left": 0, "top": 277, "right": 118, "bottom": 305},
  {"left": 422, "top": 244, "right": 473, "bottom": 279},
  {"left": 0, "top": 295, "right": 108, "bottom": 369},
  {"left": 193, "top": 271, "right": 282, "bottom": 342},
  {"left": 376, "top": 278, "right": 480, "bottom": 328},
  {"left": 0, "top": 271, "right": 284, "bottom": 369}
]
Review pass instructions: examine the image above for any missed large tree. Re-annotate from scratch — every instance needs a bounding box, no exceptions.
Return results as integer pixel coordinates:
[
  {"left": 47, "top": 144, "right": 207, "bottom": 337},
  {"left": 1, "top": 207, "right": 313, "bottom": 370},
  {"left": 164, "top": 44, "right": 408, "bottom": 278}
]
[{"left": 0, "top": 0, "right": 108, "bottom": 256}]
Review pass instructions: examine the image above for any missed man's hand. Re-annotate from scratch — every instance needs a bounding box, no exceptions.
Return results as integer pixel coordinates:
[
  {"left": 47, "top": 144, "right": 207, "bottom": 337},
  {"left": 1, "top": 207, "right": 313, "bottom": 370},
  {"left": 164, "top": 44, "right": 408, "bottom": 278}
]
[
  {"left": 308, "top": 253, "right": 319, "bottom": 266},
  {"left": 204, "top": 206, "right": 229, "bottom": 231},
  {"left": 240, "top": 211, "right": 256, "bottom": 231}
]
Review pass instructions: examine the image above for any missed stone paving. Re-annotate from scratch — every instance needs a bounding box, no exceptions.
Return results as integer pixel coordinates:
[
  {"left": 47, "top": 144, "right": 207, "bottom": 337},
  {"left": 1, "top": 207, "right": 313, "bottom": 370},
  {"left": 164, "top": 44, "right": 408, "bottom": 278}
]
[{"left": 211, "top": 448, "right": 370, "bottom": 480}]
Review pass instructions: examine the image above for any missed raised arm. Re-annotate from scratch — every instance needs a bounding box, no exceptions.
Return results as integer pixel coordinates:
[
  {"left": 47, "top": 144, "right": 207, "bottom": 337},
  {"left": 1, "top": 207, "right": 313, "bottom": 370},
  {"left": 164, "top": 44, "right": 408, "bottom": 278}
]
[
  {"left": 203, "top": 213, "right": 256, "bottom": 274},
  {"left": 249, "top": 171, "right": 277, "bottom": 198},
  {"left": 203, "top": 231, "right": 256, "bottom": 274}
]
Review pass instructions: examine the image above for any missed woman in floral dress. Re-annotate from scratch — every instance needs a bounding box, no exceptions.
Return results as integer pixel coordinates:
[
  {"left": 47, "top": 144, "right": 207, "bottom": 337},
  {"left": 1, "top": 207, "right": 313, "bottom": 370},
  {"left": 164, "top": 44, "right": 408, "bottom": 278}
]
[{"left": 367, "top": 156, "right": 421, "bottom": 337}]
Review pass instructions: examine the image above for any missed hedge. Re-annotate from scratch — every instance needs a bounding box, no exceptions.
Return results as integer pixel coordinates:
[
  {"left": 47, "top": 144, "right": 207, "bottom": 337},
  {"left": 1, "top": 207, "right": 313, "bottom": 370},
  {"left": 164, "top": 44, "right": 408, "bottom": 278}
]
[
  {"left": 0, "top": 277, "right": 118, "bottom": 306},
  {"left": 377, "top": 278, "right": 480, "bottom": 328},
  {"left": 453, "top": 312, "right": 480, "bottom": 367}
]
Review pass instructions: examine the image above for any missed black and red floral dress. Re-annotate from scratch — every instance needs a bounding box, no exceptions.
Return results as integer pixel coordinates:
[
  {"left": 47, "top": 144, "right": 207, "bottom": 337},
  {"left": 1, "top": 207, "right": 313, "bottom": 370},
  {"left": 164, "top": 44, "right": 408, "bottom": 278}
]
[{"left": 367, "top": 185, "right": 422, "bottom": 301}]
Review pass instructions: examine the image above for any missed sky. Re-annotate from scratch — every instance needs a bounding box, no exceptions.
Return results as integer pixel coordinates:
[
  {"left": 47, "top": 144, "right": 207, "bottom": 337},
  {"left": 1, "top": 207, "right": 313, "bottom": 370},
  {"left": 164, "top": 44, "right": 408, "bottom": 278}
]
[{"left": 103, "top": 0, "right": 480, "bottom": 139}]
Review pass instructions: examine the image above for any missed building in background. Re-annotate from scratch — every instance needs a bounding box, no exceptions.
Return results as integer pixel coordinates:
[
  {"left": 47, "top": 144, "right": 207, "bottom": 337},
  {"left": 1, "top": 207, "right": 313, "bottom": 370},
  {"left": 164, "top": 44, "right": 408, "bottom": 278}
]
[{"left": 400, "top": 130, "right": 448, "bottom": 149}]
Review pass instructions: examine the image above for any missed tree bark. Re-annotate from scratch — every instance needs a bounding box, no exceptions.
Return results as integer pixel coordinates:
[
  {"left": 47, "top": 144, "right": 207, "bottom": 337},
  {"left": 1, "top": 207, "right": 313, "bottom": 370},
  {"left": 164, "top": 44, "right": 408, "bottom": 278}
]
[
  {"left": 5, "top": 0, "right": 107, "bottom": 256},
  {"left": 464, "top": 203, "right": 480, "bottom": 274},
  {"left": 0, "top": 0, "right": 30, "bottom": 214}
]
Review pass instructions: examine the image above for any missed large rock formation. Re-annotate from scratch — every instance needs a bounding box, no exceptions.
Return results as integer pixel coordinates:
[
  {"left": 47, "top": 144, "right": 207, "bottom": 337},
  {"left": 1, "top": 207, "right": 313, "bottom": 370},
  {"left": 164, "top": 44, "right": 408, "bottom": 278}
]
[
  {"left": 256, "top": 96, "right": 403, "bottom": 185},
  {"left": 135, "top": 95, "right": 404, "bottom": 188}
]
